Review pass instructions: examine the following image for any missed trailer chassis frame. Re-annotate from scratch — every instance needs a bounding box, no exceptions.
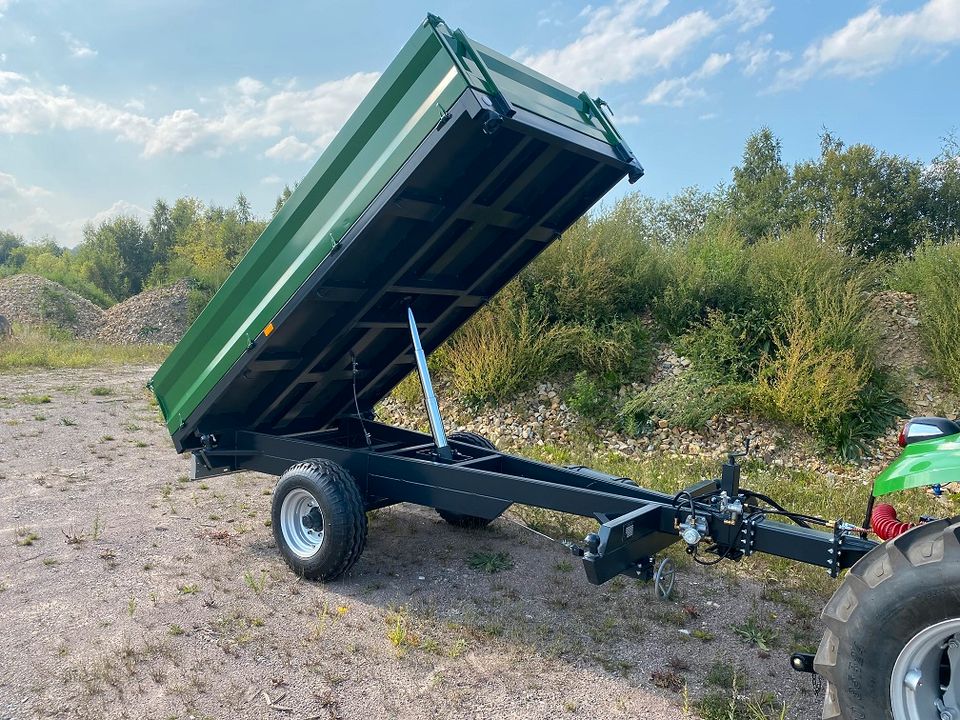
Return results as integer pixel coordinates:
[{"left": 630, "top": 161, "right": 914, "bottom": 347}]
[{"left": 194, "top": 417, "right": 875, "bottom": 585}]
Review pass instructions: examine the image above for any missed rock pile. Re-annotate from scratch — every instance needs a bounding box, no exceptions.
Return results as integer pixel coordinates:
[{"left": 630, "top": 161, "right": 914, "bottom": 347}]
[
  {"left": 96, "top": 279, "right": 193, "bottom": 345},
  {"left": 0, "top": 274, "right": 104, "bottom": 339}
]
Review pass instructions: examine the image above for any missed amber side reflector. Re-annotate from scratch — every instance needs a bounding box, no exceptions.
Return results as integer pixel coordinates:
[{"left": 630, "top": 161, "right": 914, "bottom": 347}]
[{"left": 263, "top": 322, "right": 275, "bottom": 337}]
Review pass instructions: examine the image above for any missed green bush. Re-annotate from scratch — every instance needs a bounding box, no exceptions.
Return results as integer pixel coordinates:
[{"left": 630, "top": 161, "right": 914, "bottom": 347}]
[
  {"left": 567, "top": 318, "right": 653, "bottom": 382},
  {"left": 753, "top": 301, "right": 868, "bottom": 434},
  {"left": 891, "top": 241, "right": 960, "bottom": 391},
  {"left": 443, "top": 292, "right": 576, "bottom": 407},
  {"left": 518, "top": 195, "right": 667, "bottom": 325},
  {"left": 677, "top": 310, "right": 769, "bottom": 381},
  {"left": 651, "top": 222, "right": 750, "bottom": 334},
  {"left": 39, "top": 286, "right": 78, "bottom": 326},
  {"left": 821, "top": 372, "right": 908, "bottom": 460},
  {"left": 618, "top": 371, "right": 750, "bottom": 433},
  {"left": 565, "top": 371, "right": 616, "bottom": 426}
]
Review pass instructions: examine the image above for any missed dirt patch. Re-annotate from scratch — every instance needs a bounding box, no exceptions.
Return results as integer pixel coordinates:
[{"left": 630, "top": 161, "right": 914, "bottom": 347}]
[
  {"left": 0, "top": 275, "right": 104, "bottom": 339},
  {"left": 96, "top": 280, "right": 193, "bottom": 345},
  {"left": 0, "top": 367, "right": 826, "bottom": 720}
]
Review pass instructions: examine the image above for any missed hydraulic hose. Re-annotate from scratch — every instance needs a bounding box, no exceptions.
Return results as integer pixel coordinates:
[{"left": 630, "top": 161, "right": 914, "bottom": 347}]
[{"left": 871, "top": 503, "right": 915, "bottom": 541}]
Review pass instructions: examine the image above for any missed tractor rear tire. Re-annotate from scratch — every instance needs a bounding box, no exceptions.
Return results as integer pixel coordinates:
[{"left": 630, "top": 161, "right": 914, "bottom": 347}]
[
  {"left": 815, "top": 516, "right": 960, "bottom": 719},
  {"left": 436, "top": 432, "right": 500, "bottom": 529},
  {"left": 272, "top": 459, "right": 367, "bottom": 581}
]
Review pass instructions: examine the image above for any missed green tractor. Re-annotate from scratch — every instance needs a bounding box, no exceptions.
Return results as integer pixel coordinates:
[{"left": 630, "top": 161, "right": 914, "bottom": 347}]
[{"left": 816, "top": 416, "right": 960, "bottom": 720}]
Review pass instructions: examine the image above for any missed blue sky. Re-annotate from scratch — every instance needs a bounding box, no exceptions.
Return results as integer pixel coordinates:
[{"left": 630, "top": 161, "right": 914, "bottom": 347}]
[{"left": 1, "top": 0, "right": 959, "bottom": 246}]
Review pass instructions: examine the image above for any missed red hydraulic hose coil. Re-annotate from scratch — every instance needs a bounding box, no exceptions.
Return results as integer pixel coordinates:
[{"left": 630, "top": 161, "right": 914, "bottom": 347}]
[{"left": 871, "top": 503, "right": 915, "bottom": 541}]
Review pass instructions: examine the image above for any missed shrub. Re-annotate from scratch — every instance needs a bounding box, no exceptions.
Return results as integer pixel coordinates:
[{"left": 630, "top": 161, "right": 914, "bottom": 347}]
[
  {"left": 753, "top": 301, "right": 868, "bottom": 434},
  {"left": 651, "top": 222, "right": 750, "bottom": 334},
  {"left": 568, "top": 319, "right": 653, "bottom": 382},
  {"left": 821, "top": 372, "right": 908, "bottom": 460},
  {"left": 39, "top": 287, "right": 78, "bottom": 326},
  {"left": 565, "top": 372, "right": 615, "bottom": 426},
  {"left": 747, "top": 228, "right": 859, "bottom": 321},
  {"left": 618, "top": 371, "right": 750, "bottom": 433},
  {"left": 519, "top": 195, "right": 667, "bottom": 325},
  {"left": 891, "top": 240, "right": 960, "bottom": 391},
  {"left": 443, "top": 293, "right": 574, "bottom": 407},
  {"left": 677, "top": 310, "right": 770, "bottom": 381}
]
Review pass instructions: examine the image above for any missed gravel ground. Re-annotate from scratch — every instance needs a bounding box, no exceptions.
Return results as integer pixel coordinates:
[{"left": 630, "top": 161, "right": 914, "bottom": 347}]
[{"left": 0, "top": 367, "right": 827, "bottom": 720}]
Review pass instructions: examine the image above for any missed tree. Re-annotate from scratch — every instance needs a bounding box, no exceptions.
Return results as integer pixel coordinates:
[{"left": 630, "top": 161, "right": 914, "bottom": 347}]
[
  {"left": 77, "top": 215, "right": 152, "bottom": 298},
  {"left": 148, "top": 199, "right": 175, "bottom": 269},
  {"left": 236, "top": 193, "right": 252, "bottom": 225},
  {"left": 925, "top": 131, "right": 960, "bottom": 241},
  {"left": 273, "top": 185, "right": 293, "bottom": 217},
  {"left": 0, "top": 230, "right": 24, "bottom": 266},
  {"left": 795, "top": 132, "right": 927, "bottom": 256},
  {"left": 728, "top": 128, "right": 797, "bottom": 242}
]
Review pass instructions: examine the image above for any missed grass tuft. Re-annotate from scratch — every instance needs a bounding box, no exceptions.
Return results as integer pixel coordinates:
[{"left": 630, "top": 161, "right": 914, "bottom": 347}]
[{"left": 0, "top": 325, "right": 169, "bottom": 373}]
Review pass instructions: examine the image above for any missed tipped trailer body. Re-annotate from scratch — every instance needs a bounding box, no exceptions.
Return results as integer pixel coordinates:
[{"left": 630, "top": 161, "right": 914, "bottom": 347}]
[
  {"left": 150, "top": 17, "right": 948, "bottom": 720},
  {"left": 150, "top": 11, "right": 874, "bottom": 590}
]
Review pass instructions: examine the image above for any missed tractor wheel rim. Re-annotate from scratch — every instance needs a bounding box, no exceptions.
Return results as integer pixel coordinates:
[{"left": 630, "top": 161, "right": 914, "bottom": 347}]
[
  {"left": 280, "top": 488, "right": 325, "bottom": 559},
  {"left": 891, "top": 617, "right": 960, "bottom": 720}
]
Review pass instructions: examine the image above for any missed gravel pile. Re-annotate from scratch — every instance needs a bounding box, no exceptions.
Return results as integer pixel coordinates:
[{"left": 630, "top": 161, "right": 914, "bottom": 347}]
[
  {"left": 0, "top": 274, "right": 104, "bottom": 339},
  {"left": 96, "top": 279, "right": 193, "bottom": 345}
]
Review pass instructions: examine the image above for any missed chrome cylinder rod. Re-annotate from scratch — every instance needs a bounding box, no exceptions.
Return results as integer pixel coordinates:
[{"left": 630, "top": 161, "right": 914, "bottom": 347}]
[{"left": 407, "top": 307, "right": 451, "bottom": 459}]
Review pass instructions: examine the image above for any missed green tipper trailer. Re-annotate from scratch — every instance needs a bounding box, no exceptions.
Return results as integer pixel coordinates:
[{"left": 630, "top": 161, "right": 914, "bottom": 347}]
[
  {"left": 151, "top": 16, "right": 960, "bottom": 720},
  {"left": 149, "top": 13, "right": 641, "bottom": 452}
]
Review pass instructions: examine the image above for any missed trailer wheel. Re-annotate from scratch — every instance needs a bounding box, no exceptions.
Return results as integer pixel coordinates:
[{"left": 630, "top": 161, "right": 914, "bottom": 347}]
[
  {"left": 271, "top": 459, "right": 367, "bottom": 581},
  {"left": 815, "top": 516, "right": 960, "bottom": 720},
  {"left": 436, "top": 432, "right": 501, "bottom": 529}
]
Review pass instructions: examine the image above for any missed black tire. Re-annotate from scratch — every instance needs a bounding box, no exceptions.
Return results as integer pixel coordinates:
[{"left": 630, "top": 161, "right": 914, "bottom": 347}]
[
  {"left": 271, "top": 459, "right": 367, "bottom": 581},
  {"left": 436, "top": 432, "right": 500, "bottom": 529},
  {"left": 815, "top": 517, "right": 960, "bottom": 719}
]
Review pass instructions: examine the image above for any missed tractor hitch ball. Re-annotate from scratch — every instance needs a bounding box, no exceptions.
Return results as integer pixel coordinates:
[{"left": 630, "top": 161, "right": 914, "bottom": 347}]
[{"left": 584, "top": 533, "right": 601, "bottom": 556}]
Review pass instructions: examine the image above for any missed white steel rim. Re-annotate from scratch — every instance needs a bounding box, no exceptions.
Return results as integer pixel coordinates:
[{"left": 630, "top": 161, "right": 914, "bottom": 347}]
[
  {"left": 891, "top": 617, "right": 960, "bottom": 720},
  {"left": 280, "top": 488, "right": 325, "bottom": 559}
]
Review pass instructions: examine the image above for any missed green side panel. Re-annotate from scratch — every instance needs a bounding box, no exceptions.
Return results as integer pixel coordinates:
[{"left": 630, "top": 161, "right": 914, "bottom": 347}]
[
  {"left": 151, "top": 24, "right": 469, "bottom": 434},
  {"left": 873, "top": 432, "right": 960, "bottom": 496}
]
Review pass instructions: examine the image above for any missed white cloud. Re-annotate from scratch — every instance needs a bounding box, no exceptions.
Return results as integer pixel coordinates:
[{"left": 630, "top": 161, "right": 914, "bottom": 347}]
[
  {"left": 236, "top": 76, "right": 265, "bottom": 96},
  {"left": 260, "top": 175, "right": 282, "bottom": 185},
  {"left": 62, "top": 32, "right": 97, "bottom": 60},
  {"left": 264, "top": 135, "right": 313, "bottom": 161},
  {"left": 0, "top": 174, "right": 150, "bottom": 246},
  {"left": 515, "top": 1, "right": 718, "bottom": 89},
  {"left": 0, "top": 70, "right": 380, "bottom": 159},
  {"left": 726, "top": 0, "right": 773, "bottom": 32},
  {"left": 87, "top": 199, "right": 148, "bottom": 225},
  {"left": 644, "top": 52, "right": 731, "bottom": 106},
  {"left": 0, "top": 171, "right": 61, "bottom": 241},
  {"left": 736, "top": 34, "right": 791, "bottom": 76},
  {"left": 0, "top": 70, "right": 25, "bottom": 86},
  {"left": 776, "top": 0, "right": 960, "bottom": 87}
]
